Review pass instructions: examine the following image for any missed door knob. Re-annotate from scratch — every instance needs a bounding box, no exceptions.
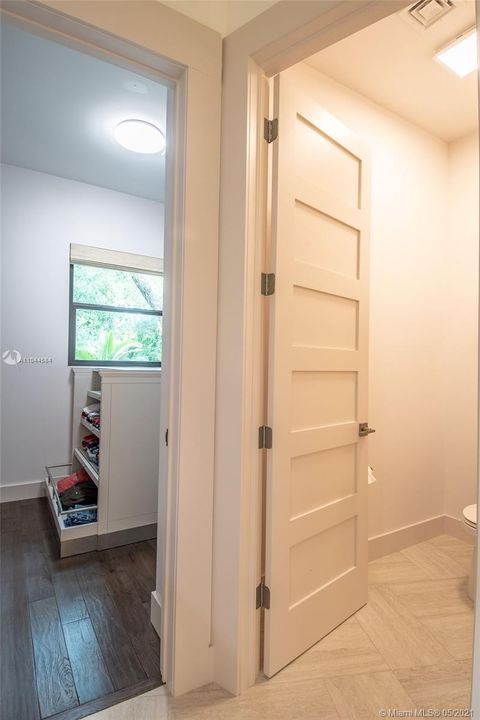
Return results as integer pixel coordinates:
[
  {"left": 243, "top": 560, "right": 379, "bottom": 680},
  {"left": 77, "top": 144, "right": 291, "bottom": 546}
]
[{"left": 359, "top": 422, "right": 376, "bottom": 437}]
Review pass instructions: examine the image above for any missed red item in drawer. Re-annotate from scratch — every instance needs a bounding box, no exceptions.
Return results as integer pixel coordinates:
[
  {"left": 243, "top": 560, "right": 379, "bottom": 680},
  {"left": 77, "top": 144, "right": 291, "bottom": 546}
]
[{"left": 57, "top": 469, "right": 90, "bottom": 494}]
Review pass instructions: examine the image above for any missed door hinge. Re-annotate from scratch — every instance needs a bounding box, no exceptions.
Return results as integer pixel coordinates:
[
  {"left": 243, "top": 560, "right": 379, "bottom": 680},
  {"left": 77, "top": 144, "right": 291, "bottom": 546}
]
[
  {"left": 261, "top": 272, "right": 275, "bottom": 296},
  {"left": 256, "top": 581, "right": 271, "bottom": 609},
  {"left": 165, "top": 428, "right": 169, "bottom": 446},
  {"left": 359, "top": 422, "right": 376, "bottom": 437},
  {"left": 264, "top": 117, "right": 278, "bottom": 144},
  {"left": 258, "top": 425, "right": 273, "bottom": 449}
]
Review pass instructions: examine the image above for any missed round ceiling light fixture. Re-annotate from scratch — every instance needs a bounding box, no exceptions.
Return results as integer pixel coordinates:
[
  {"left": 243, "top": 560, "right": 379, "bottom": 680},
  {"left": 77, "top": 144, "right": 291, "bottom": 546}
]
[{"left": 114, "top": 119, "right": 165, "bottom": 154}]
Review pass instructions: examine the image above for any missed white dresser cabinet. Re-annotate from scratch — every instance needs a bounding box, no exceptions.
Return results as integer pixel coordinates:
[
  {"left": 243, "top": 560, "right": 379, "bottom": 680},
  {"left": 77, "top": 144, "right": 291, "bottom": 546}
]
[{"left": 46, "top": 367, "right": 161, "bottom": 557}]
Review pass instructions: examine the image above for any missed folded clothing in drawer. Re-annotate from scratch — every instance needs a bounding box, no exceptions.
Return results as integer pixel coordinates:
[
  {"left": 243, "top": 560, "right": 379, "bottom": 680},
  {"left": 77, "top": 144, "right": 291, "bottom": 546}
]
[
  {"left": 82, "top": 434, "right": 99, "bottom": 468},
  {"left": 82, "top": 403, "right": 101, "bottom": 429},
  {"left": 64, "top": 509, "right": 97, "bottom": 527},
  {"left": 57, "top": 468, "right": 89, "bottom": 493},
  {"left": 57, "top": 468, "right": 97, "bottom": 510}
]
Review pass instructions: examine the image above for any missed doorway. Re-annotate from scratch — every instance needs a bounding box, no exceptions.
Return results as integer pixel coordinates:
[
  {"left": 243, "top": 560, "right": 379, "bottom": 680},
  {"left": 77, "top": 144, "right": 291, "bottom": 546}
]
[
  {"left": 260, "top": 1, "right": 478, "bottom": 712},
  {"left": 0, "top": 16, "right": 170, "bottom": 718},
  {"left": 1, "top": 0, "right": 222, "bottom": 702}
]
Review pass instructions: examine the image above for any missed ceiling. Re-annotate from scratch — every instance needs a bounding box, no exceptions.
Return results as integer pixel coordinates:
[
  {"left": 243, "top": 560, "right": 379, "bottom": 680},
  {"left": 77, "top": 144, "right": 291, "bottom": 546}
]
[
  {"left": 1, "top": 22, "right": 167, "bottom": 202},
  {"left": 160, "top": 0, "right": 277, "bottom": 36},
  {"left": 306, "top": 0, "right": 478, "bottom": 142}
]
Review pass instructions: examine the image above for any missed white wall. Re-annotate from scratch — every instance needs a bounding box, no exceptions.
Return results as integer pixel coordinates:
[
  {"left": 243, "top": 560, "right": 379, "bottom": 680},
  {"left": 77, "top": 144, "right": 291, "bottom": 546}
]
[
  {"left": 160, "top": 0, "right": 277, "bottom": 37},
  {"left": 291, "top": 63, "right": 475, "bottom": 538},
  {"left": 443, "top": 132, "right": 479, "bottom": 522},
  {"left": 0, "top": 163, "right": 164, "bottom": 493}
]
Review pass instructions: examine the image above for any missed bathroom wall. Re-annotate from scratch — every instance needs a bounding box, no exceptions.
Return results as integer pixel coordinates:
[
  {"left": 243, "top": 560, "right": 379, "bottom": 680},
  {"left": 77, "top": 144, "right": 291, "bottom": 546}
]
[
  {"left": 0, "top": 163, "right": 164, "bottom": 496},
  {"left": 290, "top": 62, "right": 452, "bottom": 539},
  {"left": 442, "top": 131, "right": 479, "bottom": 522}
]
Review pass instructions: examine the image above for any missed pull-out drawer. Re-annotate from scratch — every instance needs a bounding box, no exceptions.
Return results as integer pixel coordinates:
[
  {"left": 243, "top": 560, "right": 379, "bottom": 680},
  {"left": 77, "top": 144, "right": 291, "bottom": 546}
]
[{"left": 45, "top": 464, "right": 98, "bottom": 557}]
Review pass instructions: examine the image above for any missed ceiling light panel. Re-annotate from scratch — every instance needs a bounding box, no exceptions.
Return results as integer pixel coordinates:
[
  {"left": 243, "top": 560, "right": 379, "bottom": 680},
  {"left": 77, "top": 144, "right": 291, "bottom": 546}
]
[
  {"left": 435, "top": 28, "right": 478, "bottom": 77},
  {"left": 114, "top": 119, "right": 165, "bottom": 154}
]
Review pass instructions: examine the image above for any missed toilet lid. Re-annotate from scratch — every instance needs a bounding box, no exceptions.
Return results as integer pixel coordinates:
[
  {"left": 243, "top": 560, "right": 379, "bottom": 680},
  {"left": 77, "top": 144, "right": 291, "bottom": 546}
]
[{"left": 463, "top": 504, "right": 477, "bottom": 527}]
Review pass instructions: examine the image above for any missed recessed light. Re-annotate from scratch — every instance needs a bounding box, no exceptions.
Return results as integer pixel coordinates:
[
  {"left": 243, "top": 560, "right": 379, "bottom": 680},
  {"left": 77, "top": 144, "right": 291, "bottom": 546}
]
[
  {"left": 435, "top": 28, "right": 478, "bottom": 78},
  {"left": 114, "top": 119, "right": 165, "bottom": 154}
]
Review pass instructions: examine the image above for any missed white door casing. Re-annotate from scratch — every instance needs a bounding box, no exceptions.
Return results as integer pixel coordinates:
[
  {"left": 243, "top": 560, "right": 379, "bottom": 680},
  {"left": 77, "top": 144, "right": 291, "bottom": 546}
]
[{"left": 264, "top": 70, "right": 371, "bottom": 676}]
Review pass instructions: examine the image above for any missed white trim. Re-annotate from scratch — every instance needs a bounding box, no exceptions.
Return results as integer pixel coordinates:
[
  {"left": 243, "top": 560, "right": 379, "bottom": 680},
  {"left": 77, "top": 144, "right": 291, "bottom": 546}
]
[
  {"left": 368, "top": 516, "right": 450, "bottom": 561},
  {"left": 162, "top": 61, "right": 220, "bottom": 696},
  {"left": 444, "top": 514, "right": 476, "bottom": 545},
  {"left": 157, "top": 77, "right": 182, "bottom": 694},
  {"left": 70, "top": 243, "right": 163, "bottom": 275},
  {"left": 368, "top": 515, "right": 476, "bottom": 560},
  {"left": 473, "top": 8, "right": 480, "bottom": 707},
  {"left": 0, "top": 480, "right": 46, "bottom": 503},
  {"left": 246, "top": 67, "right": 271, "bottom": 687},
  {"left": 150, "top": 590, "right": 162, "bottom": 638}
]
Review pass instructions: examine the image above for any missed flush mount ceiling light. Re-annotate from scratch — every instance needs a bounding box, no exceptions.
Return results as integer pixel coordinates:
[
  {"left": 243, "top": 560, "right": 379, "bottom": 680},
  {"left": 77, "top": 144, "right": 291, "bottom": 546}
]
[
  {"left": 114, "top": 119, "right": 165, "bottom": 154},
  {"left": 435, "top": 28, "right": 478, "bottom": 78}
]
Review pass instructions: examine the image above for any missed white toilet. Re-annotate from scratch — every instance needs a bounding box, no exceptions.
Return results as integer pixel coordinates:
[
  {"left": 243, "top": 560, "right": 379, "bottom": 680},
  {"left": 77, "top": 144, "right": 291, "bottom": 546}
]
[{"left": 462, "top": 504, "right": 477, "bottom": 601}]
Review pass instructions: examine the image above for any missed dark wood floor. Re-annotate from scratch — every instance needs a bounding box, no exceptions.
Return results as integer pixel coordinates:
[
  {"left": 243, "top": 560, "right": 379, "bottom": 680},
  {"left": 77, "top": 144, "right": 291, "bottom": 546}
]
[{"left": 1, "top": 498, "right": 162, "bottom": 720}]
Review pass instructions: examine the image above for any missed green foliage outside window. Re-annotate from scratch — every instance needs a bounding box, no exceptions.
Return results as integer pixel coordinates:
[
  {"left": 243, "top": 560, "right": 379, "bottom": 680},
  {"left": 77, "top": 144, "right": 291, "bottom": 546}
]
[{"left": 72, "top": 264, "right": 162, "bottom": 364}]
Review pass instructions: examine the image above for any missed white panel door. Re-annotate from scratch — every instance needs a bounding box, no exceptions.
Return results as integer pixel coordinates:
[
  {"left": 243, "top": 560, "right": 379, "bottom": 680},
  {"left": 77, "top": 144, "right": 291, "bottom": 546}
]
[{"left": 264, "top": 72, "right": 371, "bottom": 677}]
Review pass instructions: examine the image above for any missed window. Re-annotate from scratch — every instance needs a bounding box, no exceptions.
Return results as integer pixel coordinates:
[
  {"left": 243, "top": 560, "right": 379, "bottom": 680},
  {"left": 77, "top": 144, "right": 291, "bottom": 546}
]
[{"left": 69, "top": 262, "right": 163, "bottom": 366}]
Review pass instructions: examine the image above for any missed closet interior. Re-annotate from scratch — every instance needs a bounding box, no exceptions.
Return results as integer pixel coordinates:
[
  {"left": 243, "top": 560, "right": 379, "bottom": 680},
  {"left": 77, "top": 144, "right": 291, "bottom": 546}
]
[{"left": 0, "top": 17, "right": 167, "bottom": 720}]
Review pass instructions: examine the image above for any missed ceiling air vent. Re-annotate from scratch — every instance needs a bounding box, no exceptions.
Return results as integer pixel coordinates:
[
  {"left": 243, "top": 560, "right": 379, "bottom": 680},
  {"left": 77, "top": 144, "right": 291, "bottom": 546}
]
[{"left": 404, "top": 0, "right": 455, "bottom": 30}]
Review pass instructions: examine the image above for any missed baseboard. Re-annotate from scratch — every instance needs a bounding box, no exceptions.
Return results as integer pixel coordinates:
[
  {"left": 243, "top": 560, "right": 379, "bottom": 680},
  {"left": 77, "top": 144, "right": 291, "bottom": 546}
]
[
  {"left": 58, "top": 534, "right": 98, "bottom": 559},
  {"left": 150, "top": 590, "right": 162, "bottom": 638},
  {"left": 368, "top": 515, "right": 446, "bottom": 561},
  {"left": 444, "top": 514, "right": 475, "bottom": 545},
  {"left": 96, "top": 523, "right": 157, "bottom": 551},
  {"left": 0, "top": 479, "right": 46, "bottom": 503}
]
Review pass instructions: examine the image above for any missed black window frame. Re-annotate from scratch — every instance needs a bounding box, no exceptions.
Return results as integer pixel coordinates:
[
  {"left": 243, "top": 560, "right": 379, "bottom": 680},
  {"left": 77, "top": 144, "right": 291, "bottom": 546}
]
[{"left": 68, "top": 263, "right": 163, "bottom": 367}]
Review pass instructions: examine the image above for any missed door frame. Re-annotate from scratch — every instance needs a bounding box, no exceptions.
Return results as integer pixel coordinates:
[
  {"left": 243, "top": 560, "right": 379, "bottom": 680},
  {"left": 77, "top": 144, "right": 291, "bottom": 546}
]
[
  {"left": 1, "top": 0, "right": 222, "bottom": 697},
  {"left": 215, "top": 0, "right": 479, "bottom": 706}
]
